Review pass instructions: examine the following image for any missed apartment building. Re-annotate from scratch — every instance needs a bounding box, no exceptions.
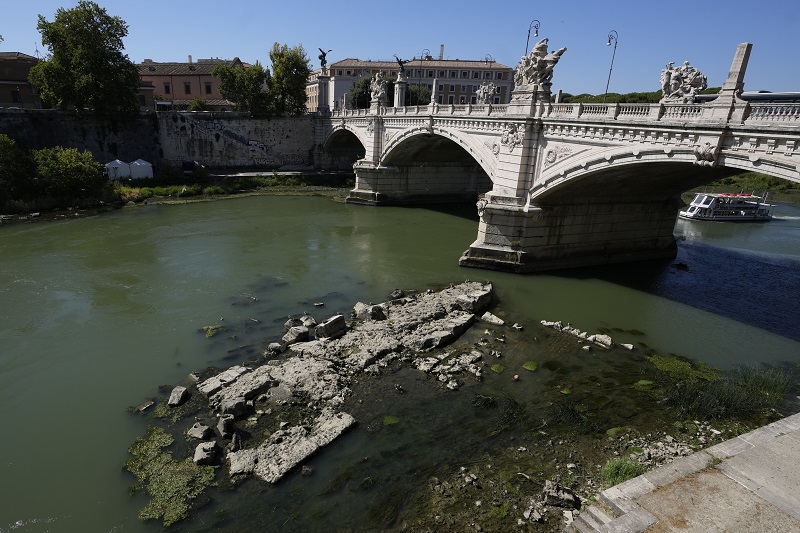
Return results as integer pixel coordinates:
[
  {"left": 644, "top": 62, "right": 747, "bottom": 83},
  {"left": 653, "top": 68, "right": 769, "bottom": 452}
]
[
  {"left": 137, "top": 56, "right": 247, "bottom": 110},
  {"left": 0, "top": 52, "right": 41, "bottom": 109},
  {"left": 307, "top": 55, "right": 514, "bottom": 112}
]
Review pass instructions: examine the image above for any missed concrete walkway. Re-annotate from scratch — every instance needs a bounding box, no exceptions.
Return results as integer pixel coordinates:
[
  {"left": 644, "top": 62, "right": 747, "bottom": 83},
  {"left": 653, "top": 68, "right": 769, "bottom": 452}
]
[{"left": 570, "top": 412, "right": 800, "bottom": 532}]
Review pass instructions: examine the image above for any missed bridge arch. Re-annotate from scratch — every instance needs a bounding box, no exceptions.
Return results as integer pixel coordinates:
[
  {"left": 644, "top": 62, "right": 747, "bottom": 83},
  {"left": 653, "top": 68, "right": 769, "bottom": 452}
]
[
  {"left": 532, "top": 145, "right": 799, "bottom": 204},
  {"left": 381, "top": 126, "right": 497, "bottom": 182},
  {"left": 322, "top": 125, "right": 367, "bottom": 170}
]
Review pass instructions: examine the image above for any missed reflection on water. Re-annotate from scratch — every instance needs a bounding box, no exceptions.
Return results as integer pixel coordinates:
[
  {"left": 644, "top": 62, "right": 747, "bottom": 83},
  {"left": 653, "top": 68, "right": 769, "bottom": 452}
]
[{"left": 1, "top": 196, "right": 799, "bottom": 532}]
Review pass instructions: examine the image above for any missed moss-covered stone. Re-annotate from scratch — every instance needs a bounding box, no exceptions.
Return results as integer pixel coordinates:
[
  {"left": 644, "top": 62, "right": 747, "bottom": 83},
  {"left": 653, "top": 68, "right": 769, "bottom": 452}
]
[{"left": 124, "top": 426, "right": 217, "bottom": 527}]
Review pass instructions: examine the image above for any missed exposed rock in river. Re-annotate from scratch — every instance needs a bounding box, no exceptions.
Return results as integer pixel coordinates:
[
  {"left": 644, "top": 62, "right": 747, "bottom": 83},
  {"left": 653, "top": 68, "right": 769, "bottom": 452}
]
[{"left": 194, "top": 281, "right": 495, "bottom": 484}]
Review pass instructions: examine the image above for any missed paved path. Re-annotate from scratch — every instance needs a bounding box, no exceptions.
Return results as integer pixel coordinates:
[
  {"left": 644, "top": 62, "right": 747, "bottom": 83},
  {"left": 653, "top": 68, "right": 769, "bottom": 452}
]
[{"left": 570, "top": 412, "right": 800, "bottom": 532}]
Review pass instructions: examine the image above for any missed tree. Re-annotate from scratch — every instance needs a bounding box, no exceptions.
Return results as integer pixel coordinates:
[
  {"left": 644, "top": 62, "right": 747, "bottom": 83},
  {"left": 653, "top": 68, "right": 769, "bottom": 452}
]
[
  {"left": 28, "top": 1, "right": 140, "bottom": 115},
  {"left": 186, "top": 98, "right": 209, "bottom": 112},
  {"left": 0, "top": 134, "right": 36, "bottom": 203},
  {"left": 211, "top": 61, "right": 270, "bottom": 117},
  {"left": 32, "top": 146, "right": 103, "bottom": 198},
  {"left": 267, "top": 43, "right": 311, "bottom": 115}
]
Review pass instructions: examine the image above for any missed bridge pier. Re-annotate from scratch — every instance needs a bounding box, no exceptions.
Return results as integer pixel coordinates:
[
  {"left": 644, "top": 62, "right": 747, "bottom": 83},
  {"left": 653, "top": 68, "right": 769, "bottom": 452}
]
[
  {"left": 459, "top": 196, "right": 681, "bottom": 272},
  {"left": 348, "top": 162, "right": 491, "bottom": 205}
]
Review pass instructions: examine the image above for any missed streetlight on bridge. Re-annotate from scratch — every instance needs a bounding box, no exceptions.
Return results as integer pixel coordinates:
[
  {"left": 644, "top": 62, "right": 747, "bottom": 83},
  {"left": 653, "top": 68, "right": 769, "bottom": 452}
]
[
  {"left": 525, "top": 20, "right": 540, "bottom": 56},
  {"left": 603, "top": 30, "right": 619, "bottom": 104},
  {"left": 416, "top": 48, "right": 430, "bottom": 106}
]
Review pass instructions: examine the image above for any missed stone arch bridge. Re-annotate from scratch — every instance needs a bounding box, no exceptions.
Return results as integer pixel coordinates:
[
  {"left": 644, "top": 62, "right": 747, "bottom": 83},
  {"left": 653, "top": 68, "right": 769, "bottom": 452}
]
[{"left": 317, "top": 43, "right": 800, "bottom": 272}]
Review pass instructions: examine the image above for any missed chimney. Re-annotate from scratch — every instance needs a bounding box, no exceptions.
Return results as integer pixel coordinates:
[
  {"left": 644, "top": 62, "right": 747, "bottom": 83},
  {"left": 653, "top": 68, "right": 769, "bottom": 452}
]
[
  {"left": 188, "top": 54, "right": 193, "bottom": 64},
  {"left": 439, "top": 44, "right": 444, "bottom": 60}
]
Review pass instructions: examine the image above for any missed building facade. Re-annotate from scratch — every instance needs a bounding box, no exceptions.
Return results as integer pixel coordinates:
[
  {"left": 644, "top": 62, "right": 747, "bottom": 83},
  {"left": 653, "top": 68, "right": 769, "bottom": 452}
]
[
  {"left": 0, "top": 52, "right": 41, "bottom": 109},
  {"left": 307, "top": 56, "right": 514, "bottom": 112},
  {"left": 137, "top": 56, "right": 246, "bottom": 111}
]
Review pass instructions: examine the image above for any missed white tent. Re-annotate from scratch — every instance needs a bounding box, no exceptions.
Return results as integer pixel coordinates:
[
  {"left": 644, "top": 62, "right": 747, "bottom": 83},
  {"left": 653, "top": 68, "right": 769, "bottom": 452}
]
[
  {"left": 129, "top": 159, "right": 154, "bottom": 179},
  {"left": 105, "top": 159, "right": 131, "bottom": 180}
]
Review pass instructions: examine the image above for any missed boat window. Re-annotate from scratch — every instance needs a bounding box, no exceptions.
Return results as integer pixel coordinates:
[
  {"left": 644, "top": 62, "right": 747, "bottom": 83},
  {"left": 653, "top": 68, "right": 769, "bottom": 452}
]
[{"left": 701, "top": 196, "right": 713, "bottom": 205}]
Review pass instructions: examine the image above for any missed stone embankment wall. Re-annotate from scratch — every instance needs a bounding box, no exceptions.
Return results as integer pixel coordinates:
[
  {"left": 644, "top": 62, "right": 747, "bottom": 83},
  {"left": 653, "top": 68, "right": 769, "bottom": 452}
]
[
  {"left": 156, "top": 112, "right": 317, "bottom": 169},
  {"left": 0, "top": 109, "right": 320, "bottom": 170},
  {"left": 0, "top": 109, "right": 161, "bottom": 163}
]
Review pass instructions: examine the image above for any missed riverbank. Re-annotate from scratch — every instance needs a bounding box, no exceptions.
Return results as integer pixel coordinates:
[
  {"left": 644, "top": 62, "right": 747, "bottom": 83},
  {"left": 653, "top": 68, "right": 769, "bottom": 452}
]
[{"left": 126, "top": 281, "right": 799, "bottom": 531}]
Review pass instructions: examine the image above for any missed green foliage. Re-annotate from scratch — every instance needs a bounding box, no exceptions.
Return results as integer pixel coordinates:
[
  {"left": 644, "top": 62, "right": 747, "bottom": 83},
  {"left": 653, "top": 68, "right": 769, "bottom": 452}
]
[
  {"left": 347, "top": 76, "right": 373, "bottom": 109},
  {"left": 659, "top": 364, "right": 797, "bottom": 419},
  {"left": 599, "top": 457, "right": 645, "bottom": 487},
  {"left": 268, "top": 43, "right": 311, "bottom": 115},
  {"left": 406, "top": 84, "right": 431, "bottom": 106},
  {"left": 731, "top": 365, "right": 795, "bottom": 409},
  {"left": 712, "top": 172, "right": 800, "bottom": 193},
  {"left": 32, "top": 146, "right": 103, "bottom": 198},
  {"left": 186, "top": 98, "right": 209, "bottom": 112},
  {"left": 211, "top": 61, "right": 270, "bottom": 117},
  {"left": 490, "top": 363, "right": 505, "bottom": 374},
  {"left": 28, "top": 1, "right": 139, "bottom": 115},
  {"left": 0, "top": 134, "right": 36, "bottom": 202},
  {"left": 125, "top": 426, "right": 216, "bottom": 527},
  {"left": 383, "top": 415, "right": 399, "bottom": 426}
]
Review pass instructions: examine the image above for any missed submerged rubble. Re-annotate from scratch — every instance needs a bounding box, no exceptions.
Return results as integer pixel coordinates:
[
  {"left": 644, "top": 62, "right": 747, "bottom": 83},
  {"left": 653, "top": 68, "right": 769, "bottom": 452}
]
[{"left": 191, "top": 281, "right": 495, "bottom": 485}]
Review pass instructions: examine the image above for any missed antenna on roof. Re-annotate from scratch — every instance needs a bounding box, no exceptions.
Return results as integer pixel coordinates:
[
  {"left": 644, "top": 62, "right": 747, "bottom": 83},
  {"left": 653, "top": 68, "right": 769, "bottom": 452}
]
[{"left": 34, "top": 43, "right": 40, "bottom": 58}]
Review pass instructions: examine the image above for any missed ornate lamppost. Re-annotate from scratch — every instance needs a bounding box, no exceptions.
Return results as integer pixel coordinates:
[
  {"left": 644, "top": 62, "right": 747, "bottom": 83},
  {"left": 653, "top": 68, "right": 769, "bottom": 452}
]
[
  {"left": 416, "top": 48, "right": 430, "bottom": 106},
  {"left": 603, "top": 30, "right": 618, "bottom": 104},
  {"left": 525, "top": 20, "right": 540, "bottom": 55}
]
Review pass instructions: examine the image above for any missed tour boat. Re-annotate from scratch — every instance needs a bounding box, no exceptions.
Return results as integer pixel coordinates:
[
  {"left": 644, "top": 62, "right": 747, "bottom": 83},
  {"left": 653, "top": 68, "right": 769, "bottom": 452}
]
[{"left": 678, "top": 192, "right": 774, "bottom": 222}]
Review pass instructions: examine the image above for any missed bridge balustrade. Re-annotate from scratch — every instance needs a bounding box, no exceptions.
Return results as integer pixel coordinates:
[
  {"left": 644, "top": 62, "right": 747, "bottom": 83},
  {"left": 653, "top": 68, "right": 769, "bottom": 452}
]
[
  {"left": 746, "top": 103, "right": 800, "bottom": 123},
  {"left": 331, "top": 103, "right": 508, "bottom": 118}
]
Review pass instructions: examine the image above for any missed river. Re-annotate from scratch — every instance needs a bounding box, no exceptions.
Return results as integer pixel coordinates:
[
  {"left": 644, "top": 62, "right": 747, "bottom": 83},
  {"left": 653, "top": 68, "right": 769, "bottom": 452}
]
[{"left": 1, "top": 196, "right": 799, "bottom": 532}]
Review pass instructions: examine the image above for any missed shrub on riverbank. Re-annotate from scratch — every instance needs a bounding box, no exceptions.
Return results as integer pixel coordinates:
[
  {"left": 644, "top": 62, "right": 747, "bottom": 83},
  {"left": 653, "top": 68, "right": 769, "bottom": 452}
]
[
  {"left": 599, "top": 457, "right": 646, "bottom": 487},
  {"left": 657, "top": 362, "right": 798, "bottom": 420}
]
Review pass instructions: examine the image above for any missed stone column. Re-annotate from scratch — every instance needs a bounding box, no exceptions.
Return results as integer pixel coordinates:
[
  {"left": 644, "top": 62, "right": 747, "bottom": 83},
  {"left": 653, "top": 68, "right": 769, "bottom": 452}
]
[
  {"left": 317, "top": 72, "right": 330, "bottom": 113},
  {"left": 394, "top": 77, "right": 407, "bottom": 108}
]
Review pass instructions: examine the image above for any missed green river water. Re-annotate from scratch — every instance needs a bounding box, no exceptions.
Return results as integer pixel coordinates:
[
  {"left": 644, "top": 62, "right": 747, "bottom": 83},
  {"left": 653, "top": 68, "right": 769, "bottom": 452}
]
[{"left": 1, "top": 195, "right": 799, "bottom": 532}]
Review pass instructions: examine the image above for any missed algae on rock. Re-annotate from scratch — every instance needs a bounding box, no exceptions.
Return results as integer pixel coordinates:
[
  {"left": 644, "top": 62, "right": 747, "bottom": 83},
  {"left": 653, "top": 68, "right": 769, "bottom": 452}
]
[{"left": 124, "top": 426, "right": 217, "bottom": 526}]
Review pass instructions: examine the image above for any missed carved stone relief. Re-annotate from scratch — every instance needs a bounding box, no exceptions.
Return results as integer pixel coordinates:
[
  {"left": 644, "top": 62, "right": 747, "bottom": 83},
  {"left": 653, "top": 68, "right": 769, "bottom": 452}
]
[
  {"left": 543, "top": 145, "right": 573, "bottom": 167},
  {"left": 500, "top": 124, "right": 525, "bottom": 151}
]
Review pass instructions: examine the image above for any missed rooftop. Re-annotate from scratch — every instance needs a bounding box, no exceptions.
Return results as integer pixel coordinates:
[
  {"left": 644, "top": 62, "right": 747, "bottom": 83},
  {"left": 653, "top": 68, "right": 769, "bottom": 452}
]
[{"left": 137, "top": 58, "right": 245, "bottom": 76}]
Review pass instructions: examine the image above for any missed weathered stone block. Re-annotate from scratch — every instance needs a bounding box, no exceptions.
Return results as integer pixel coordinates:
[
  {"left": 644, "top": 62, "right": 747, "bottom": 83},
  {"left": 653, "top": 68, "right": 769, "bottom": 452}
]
[
  {"left": 167, "top": 385, "right": 189, "bottom": 406},
  {"left": 314, "top": 314, "right": 347, "bottom": 340}
]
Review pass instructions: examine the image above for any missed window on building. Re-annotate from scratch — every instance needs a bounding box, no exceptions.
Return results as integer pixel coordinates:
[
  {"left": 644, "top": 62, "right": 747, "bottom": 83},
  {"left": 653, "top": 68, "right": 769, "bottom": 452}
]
[
  {"left": 496, "top": 72, "right": 504, "bottom": 80},
  {"left": 485, "top": 72, "right": 492, "bottom": 79},
  {"left": 427, "top": 70, "right": 434, "bottom": 78},
  {"left": 471, "top": 96, "right": 477, "bottom": 104},
  {"left": 11, "top": 89, "right": 21, "bottom": 103},
  {"left": 449, "top": 71, "right": 457, "bottom": 78},
  {"left": 448, "top": 95, "right": 455, "bottom": 104},
  {"left": 337, "top": 70, "right": 343, "bottom": 75},
  {"left": 473, "top": 72, "right": 480, "bottom": 78},
  {"left": 461, "top": 85, "right": 466, "bottom": 92},
  {"left": 449, "top": 84, "right": 455, "bottom": 92},
  {"left": 164, "top": 83, "right": 171, "bottom": 95},
  {"left": 439, "top": 70, "right": 445, "bottom": 77},
  {"left": 346, "top": 70, "right": 351, "bottom": 75},
  {"left": 494, "top": 96, "right": 500, "bottom": 104},
  {"left": 437, "top": 94, "right": 443, "bottom": 104},
  {"left": 438, "top": 85, "right": 444, "bottom": 92},
  {"left": 184, "top": 82, "right": 191, "bottom": 95},
  {"left": 461, "top": 71, "right": 468, "bottom": 78},
  {"left": 473, "top": 85, "right": 478, "bottom": 92},
  {"left": 205, "top": 82, "right": 212, "bottom": 95}
]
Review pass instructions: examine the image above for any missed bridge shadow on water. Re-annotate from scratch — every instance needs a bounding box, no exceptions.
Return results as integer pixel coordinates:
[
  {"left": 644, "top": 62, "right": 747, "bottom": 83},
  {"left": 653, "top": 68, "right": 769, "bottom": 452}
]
[
  {"left": 414, "top": 202, "right": 481, "bottom": 222},
  {"left": 563, "top": 243, "right": 800, "bottom": 343}
]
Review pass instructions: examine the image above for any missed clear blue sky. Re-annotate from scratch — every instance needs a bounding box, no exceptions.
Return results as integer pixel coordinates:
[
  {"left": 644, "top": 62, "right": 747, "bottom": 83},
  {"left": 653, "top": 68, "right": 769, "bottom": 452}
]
[{"left": 2, "top": 0, "right": 799, "bottom": 95}]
